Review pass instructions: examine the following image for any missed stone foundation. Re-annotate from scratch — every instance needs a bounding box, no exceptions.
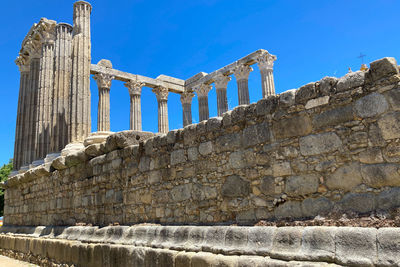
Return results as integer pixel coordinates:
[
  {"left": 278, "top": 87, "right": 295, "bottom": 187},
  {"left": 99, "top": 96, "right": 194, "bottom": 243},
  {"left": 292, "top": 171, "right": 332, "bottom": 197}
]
[{"left": 1, "top": 225, "right": 399, "bottom": 266}]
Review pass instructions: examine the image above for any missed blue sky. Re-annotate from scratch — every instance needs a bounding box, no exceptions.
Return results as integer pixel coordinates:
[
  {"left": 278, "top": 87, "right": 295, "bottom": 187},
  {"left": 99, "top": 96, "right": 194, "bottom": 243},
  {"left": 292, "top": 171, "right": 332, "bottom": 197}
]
[{"left": 0, "top": 0, "right": 399, "bottom": 165}]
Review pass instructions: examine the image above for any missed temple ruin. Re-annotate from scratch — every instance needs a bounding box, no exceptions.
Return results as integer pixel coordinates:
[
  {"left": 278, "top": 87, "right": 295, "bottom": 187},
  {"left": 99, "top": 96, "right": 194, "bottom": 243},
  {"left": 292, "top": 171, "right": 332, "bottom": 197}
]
[{"left": 3, "top": 1, "right": 400, "bottom": 266}]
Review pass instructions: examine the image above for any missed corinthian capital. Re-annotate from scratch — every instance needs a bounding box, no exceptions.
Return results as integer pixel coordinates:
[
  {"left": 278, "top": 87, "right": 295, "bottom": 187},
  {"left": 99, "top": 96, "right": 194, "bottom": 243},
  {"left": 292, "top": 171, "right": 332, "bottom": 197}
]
[
  {"left": 125, "top": 80, "right": 145, "bottom": 96},
  {"left": 233, "top": 64, "right": 253, "bottom": 81},
  {"left": 93, "top": 73, "right": 114, "bottom": 89},
  {"left": 194, "top": 84, "right": 212, "bottom": 97},
  {"left": 214, "top": 74, "right": 231, "bottom": 89},
  {"left": 180, "top": 91, "right": 195, "bottom": 105},
  {"left": 152, "top": 86, "right": 169, "bottom": 101},
  {"left": 257, "top": 52, "right": 277, "bottom": 71},
  {"left": 15, "top": 55, "right": 30, "bottom": 72}
]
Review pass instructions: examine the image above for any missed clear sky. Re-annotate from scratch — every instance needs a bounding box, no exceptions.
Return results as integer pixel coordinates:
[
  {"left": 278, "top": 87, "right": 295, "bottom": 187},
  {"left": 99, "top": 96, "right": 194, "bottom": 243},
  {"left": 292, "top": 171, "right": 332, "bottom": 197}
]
[{"left": 0, "top": 0, "right": 399, "bottom": 166}]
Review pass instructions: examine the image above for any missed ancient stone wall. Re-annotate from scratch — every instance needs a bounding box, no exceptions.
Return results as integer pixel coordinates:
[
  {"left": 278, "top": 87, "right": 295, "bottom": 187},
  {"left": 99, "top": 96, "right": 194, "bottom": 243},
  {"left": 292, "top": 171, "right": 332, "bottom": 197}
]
[{"left": 3, "top": 57, "right": 400, "bottom": 226}]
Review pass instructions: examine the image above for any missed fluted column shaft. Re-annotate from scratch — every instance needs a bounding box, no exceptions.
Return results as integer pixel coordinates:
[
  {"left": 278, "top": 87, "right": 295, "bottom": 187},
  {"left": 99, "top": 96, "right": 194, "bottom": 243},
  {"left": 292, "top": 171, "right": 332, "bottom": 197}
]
[
  {"left": 25, "top": 58, "right": 40, "bottom": 165},
  {"left": 233, "top": 65, "right": 253, "bottom": 106},
  {"left": 53, "top": 23, "right": 73, "bottom": 152},
  {"left": 94, "top": 73, "right": 113, "bottom": 132},
  {"left": 257, "top": 52, "right": 277, "bottom": 98},
  {"left": 36, "top": 41, "right": 55, "bottom": 160},
  {"left": 216, "top": 88, "right": 228, "bottom": 116},
  {"left": 194, "top": 84, "right": 212, "bottom": 122},
  {"left": 125, "top": 80, "right": 144, "bottom": 131},
  {"left": 70, "top": 1, "right": 92, "bottom": 142},
  {"left": 13, "top": 59, "right": 30, "bottom": 170},
  {"left": 180, "top": 92, "right": 194, "bottom": 127},
  {"left": 214, "top": 74, "right": 231, "bottom": 117},
  {"left": 152, "top": 86, "right": 169, "bottom": 133},
  {"left": 97, "top": 88, "right": 111, "bottom": 131},
  {"left": 130, "top": 95, "right": 141, "bottom": 130}
]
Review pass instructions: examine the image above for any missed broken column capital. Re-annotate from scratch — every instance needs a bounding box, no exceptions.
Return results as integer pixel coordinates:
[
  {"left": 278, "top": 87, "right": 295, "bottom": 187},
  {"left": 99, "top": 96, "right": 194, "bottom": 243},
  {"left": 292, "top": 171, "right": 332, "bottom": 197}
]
[
  {"left": 214, "top": 74, "right": 231, "bottom": 89},
  {"left": 194, "top": 84, "right": 212, "bottom": 97},
  {"left": 233, "top": 64, "right": 253, "bottom": 81},
  {"left": 15, "top": 55, "right": 30, "bottom": 72},
  {"left": 125, "top": 80, "right": 145, "bottom": 96},
  {"left": 180, "top": 91, "right": 195, "bottom": 105},
  {"left": 257, "top": 51, "right": 277, "bottom": 72},
  {"left": 152, "top": 86, "right": 169, "bottom": 102},
  {"left": 93, "top": 73, "right": 114, "bottom": 90}
]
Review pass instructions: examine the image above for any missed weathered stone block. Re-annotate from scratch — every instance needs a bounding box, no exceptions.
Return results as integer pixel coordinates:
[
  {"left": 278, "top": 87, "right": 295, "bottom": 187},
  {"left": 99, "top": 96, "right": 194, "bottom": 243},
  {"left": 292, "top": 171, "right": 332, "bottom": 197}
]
[
  {"left": 361, "top": 163, "right": 400, "bottom": 187},
  {"left": 377, "top": 228, "right": 400, "bottom": 266},
  {"left": 105, "top": 130, "right": 154, "bottom": 152},
  {"left": 224, "top": 227, "right": 249, "bottom": 254},
  {"left": 191, "top": 252, "right": 217, "bottom": 267},
  {"left": 255, "top": 96, "right": 278, "bottom": 116},
  {"left": 377, "top": 187, "right": 400, "bottom": 210},
  {"left": 274, "top": 201, "right": 303, "bottom": 219},
  {"left": 273, "top": 114, "right": 312, "bottom": 140},
  {"left": 295, "top": 82, "right": 317, "bottom": 104},
  {"left": 326, "top": 163, "right": 362, "bottom": 191},
  {"left": 285, "top": 174, "right": 319, "bottom": 196},
  {"left": 384, "top": 87, "right": 400, "bottom": 110},
  {"left": 170, "top": 184, "right": 192, "bottom": 202},
  {"left": 305, "top": 96, "right": 329, "bottom": 109},
  {"left": 301, "top": 227, "right": 335, "bottom": 262},
  {"left": 335, "top": 227, "right": 377, "bottom": 266},
  {"left": 319, "top": 76, "right": 338, "bottom": 96},
  {"left": 358, "top": 147, "right": 384, "bottom": 164},
  {"left": 188, "top": 147, "right": 199, "bottom": 161},
  {"left": 336, "top": 71, "right": 365, "bottom": 92},
  {"left": 271, "top": 227, "right": 303, "bottom": 260},
  {"left": 199, "top": 141, "right": 213, "bottom": 156},
  {"left": 302, "top": 197, "right": 332, "bottom": 218},
  {"left": 312, "top": 104, "right": 354, "bottom": 129},
  {"left": 247, "top": 226, "right": 276, "bottom": 255},
  {"left": 221, "top": 175, "right": 250, "bottom": 198},
  {"left": 215, "top": 133, "right": 242, "bottom": 152},
  {"left": 338, "top": 193, "right": 376, "bottom": 214},
  {"left": 171, "top": 149, "right": 186, "bottom": 165},
  {"left": 243, "top": 122, "right": 271, "bottom": 147},
  {"left": 367, "top": 57, "right": 399, "bottom": 82},
  {"left": 229, "top": 151, "right": 245, "bottom": 169},
  {"left": 354, "top": 92, "right": 389, "bottom": 118},
  {"left": 299, "top": 132, "right": 342, "bottom": 156},
  {"left": 279, "top": 89, "right": 296, "bottom": 106},
  {"left": 260, "top": 176, "right": 276, "bottom": 195},
  {"left": 377, "top": 111, "right": 400, "bottom": 140},
  {"left": 272, "top": 161, "right": 292, "bottom": 177},
  {"left": 52, "top": 156, "right": 68, "bottom": 170}
]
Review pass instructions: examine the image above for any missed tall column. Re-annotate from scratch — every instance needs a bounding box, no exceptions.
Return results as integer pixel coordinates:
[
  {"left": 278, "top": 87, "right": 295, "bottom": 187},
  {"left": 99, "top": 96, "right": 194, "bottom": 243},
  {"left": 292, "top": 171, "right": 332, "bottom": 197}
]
[
  {"left": 124, "top": 80, "right": 144, "bottom": 131},
  {"left": 194, "top": 84, "right": 212, "bottom": 122},
  {"left": 233, "top": 64, "right": 253, "bottom": 105},
  {"left": 214, "top": 74, "right": 231, "bottom": 116},
  {"left": 93, "top": 73, "right": 114, "bottom": 132},
  {"left": 70, "top": 1, "right": 92, "bottom": 142},
  {"left": 152, "top": 86, "right": 169, "bottom": 133},
  {"left": 180, "top": 92, "right": 194, "bottom": 127},
  {"left": 52, "top": 23, "right": 73, "bottom": 153},
  {"left": 257, "top": 52, "right": 277, "bottom": 98},
  {"left": 13, "top": 56, "right": 30, "bottom": 170},
  {"left": 36, "top": 36, "right": 55, "bottom": 160},
  {"left": 23, "top": 40, "right": 42, "bottom": 165}
]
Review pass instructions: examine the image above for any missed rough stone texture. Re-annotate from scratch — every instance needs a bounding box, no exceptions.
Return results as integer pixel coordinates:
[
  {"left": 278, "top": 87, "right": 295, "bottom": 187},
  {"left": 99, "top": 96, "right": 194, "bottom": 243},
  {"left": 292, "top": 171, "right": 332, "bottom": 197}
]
[
  {"left": 336, "top": 71, "right": 365, "bottom": 92},
  {"left": 104, "top": 130, "right": 154, "bottom": 152},
  {"left": 5, "top": 57, "right": 400, "bottom": 226}
]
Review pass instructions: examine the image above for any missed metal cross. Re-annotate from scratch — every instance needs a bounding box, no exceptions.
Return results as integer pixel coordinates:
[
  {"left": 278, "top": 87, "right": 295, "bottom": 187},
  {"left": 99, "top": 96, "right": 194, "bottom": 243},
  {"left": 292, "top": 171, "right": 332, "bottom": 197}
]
[{"left": 358, "top": 53, "right": 366, "bottom": 64}]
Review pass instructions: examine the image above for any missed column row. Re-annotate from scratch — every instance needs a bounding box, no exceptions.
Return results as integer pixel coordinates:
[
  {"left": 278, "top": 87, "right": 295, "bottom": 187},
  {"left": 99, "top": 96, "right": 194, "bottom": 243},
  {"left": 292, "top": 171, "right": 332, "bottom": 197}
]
[{"left": 184, "top": 52, "right": 277, "bottom": 125}]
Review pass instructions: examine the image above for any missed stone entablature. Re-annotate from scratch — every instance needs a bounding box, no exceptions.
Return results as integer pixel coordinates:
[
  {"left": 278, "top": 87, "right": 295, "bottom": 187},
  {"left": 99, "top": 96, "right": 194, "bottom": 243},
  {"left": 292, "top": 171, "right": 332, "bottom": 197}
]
[{"left": 3, "top": 57, "right": 400, "bottom": 227}]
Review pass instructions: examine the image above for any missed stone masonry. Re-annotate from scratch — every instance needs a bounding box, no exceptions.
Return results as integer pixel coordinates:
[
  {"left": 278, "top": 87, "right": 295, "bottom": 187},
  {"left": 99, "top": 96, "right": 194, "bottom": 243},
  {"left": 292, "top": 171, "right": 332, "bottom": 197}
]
[{"left": 4, "top": 57, "right": 400, "bottom": 227}]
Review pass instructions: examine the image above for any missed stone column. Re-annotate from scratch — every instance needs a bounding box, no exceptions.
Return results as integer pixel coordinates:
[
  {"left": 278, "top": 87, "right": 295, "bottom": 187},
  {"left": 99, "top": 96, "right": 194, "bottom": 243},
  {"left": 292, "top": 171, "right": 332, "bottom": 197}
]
[
  {"left": 180, "top": 92, "right": 194, "bottom": 127},
  {"left": 70, "top": 1, "right": 92, "bottom": 142},
  {"left": 194, "top": 84, "right": 212, "bottom": 122},
  {"left": 233, "top": 64, "right": 253, "bottom": 105},
  {"left": 93, "top": 73, "right": 114, "bottom": 132},
  {"left": 26, "top": 55, "right": 41, "bottom": 165},
  {"left": 36, "top": 36, "right": 55, "bottom": 160},
  {"left": 124, "top": 80, "right": 144, "bottom": 131},
  {"left": 257, "top": 52, "right": 277, "bottom": 98},
  {"left": 52, "top": 23, "right": 73, "bottom": 153},
  {"left": 214, "top": 74, "right": 231, "bottom": 116},
  {"left": 13, "top": 56, "right": 30, "bottom": 170},
  {"left": 152, "top": 86, "right": 169, "bottom": 133}
]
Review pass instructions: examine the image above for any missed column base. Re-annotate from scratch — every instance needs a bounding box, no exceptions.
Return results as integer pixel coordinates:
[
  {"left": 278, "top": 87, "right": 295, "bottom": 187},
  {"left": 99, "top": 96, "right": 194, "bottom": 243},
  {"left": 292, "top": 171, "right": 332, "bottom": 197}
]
[{"left": 83, "top": 131, "right": 114, "bottom": 147}]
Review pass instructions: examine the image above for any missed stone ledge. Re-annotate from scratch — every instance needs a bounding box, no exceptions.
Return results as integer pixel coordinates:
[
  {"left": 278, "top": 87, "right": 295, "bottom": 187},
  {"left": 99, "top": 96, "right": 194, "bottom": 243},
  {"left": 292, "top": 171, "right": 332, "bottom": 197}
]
[{"left": 0, "top": 225, "right": 399, "bottom": 266}]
